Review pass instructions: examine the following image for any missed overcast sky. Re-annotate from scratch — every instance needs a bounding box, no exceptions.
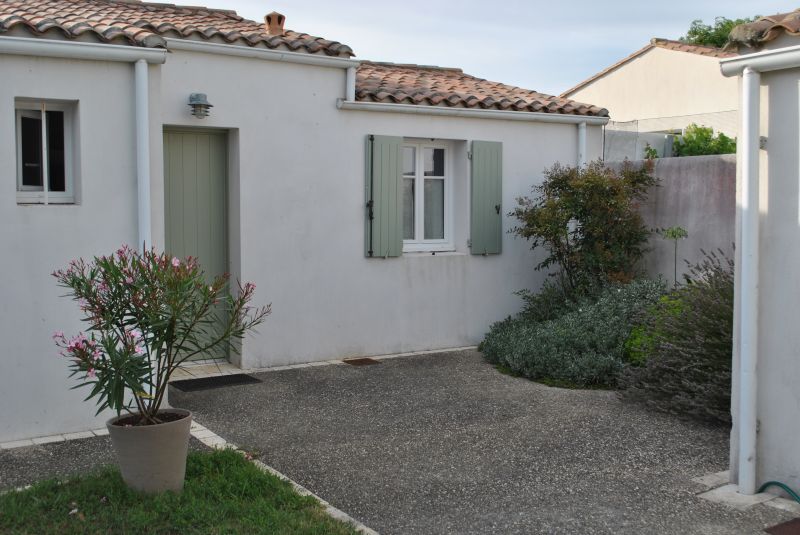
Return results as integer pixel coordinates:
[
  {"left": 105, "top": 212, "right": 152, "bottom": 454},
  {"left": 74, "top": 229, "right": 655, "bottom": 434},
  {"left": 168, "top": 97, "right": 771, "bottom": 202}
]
[{"left": 223, "top": 1, "right": 794, "bottom": 96}]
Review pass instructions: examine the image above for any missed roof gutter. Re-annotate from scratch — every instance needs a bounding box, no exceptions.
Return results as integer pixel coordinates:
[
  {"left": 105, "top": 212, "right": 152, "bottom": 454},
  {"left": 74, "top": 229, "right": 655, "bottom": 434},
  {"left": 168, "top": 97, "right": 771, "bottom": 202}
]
[
  {"left": 166, "top": 39, "right": 360, "bottom": 69},
  {"left": 720, "top": 43, "right": 800, "bottom": 76},
  {"left": 0, "top": 36, "right": 166, "bottom": 63},
  {"left": 337, "top": 99, "right": 609, "bottom": 126}
]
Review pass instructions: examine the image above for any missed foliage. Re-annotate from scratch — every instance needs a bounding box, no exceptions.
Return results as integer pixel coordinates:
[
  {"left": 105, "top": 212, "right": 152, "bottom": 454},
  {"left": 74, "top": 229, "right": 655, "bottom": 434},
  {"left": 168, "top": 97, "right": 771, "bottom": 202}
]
[
  {"left": 52, "top": 246, "right": 270, "bottom": 425},
  {"left": 620, "top": 250, "right": 734, "bottom": 423},
  {"left": 0, "top": 449, "right": 359, "bottom": 535},
  {"left": 681, "top": 16, "right": 758, "bottom": 48},
  {"left": 643, "top": 143, "right": 659, "bottom": 160},
  {"left": 514, "top": 278, "right": 574, "bottom": 323},
  {"left": 624, "top": 294, "right": 685, "bottom": 365},
  {"left": 511, "top": 161, "right": 657, "bottom": 296},
  {"left": 482, "top": 278, "right": 666, "bottom": 388},
  {"left": 660, "top": 226, "right": 689, "bottom": 286},
  {"left": 673, "top": 124, "right": 736, "bottom": 156}
]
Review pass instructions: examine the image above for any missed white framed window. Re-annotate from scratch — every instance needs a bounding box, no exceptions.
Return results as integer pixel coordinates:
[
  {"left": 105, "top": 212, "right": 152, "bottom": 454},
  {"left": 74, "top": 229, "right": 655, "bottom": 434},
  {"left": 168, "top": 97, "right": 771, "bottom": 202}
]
[
  {"left": 402, "top": 140, "right": 453, "bottom": 252},
  {"left": 15, "top": 99, "right": 76, "bottom": 204}
]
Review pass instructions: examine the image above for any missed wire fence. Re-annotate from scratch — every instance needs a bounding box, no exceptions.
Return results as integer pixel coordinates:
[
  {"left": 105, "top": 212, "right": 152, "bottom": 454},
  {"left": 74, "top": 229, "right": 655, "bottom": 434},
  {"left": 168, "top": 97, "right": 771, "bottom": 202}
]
[{"left": 603, "top": 110, "right": 738, "bottom": 161}]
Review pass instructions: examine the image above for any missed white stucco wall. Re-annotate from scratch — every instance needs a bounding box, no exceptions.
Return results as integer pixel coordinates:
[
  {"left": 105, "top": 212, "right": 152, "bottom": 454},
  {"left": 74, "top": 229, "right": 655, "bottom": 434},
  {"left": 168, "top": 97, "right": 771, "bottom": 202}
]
[
  {"left": 0, "top": 46, "right": 601, "bottom": 441},
  {"left": 729, "top": 65, "right": 800, "bottom": 492},
  {"left": 0, "top": 55, "right": 139, "bottom": 440},
  {"left": 567, "top": 47, "right": 739, "bottom": 134},
  {"left": 157, "top": 49, "right": 603, "bottom": 367}
]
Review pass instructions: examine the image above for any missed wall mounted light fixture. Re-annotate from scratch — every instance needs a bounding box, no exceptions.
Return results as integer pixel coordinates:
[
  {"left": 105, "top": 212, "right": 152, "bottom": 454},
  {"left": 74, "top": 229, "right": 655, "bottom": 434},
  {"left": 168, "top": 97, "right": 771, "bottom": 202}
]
[{"left": 188, "top": 93, "right": 212, "bottom": 119}]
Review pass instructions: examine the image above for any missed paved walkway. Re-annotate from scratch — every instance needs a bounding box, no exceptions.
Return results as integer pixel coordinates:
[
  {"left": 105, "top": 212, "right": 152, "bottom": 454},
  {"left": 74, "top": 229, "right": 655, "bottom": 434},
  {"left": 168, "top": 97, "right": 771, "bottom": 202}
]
[{"left": 170, "top": 350, "right": 795, "bottom": 534}]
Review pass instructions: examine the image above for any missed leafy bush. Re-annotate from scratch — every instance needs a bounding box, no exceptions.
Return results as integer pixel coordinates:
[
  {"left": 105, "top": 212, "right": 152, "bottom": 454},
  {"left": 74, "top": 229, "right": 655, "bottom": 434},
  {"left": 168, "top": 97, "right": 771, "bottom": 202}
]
[
  {"left": 624, "top": 294, "right": 685, "bottom": 365},
  {"left": 620, "top": 251, "right": 734, "bottom": 423},
  {"left": 53, "top": 246, "right": 270, "bottom": 424},
  {"left": 482, "top": 279, "right": 666, "bottom": 388},
  {"left": 673, "top": 124, "right": 736, "bottom": 156},
  {"left": 511, "top": 161, "right": 657, "bottom": 297}
]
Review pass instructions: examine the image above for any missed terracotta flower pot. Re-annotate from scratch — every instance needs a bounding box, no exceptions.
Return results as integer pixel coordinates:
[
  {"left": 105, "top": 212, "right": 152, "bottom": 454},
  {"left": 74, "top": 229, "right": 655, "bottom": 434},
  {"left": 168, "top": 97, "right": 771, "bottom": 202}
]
[{"left": 106, "top": 409, "right": 192, "bottom": 493}]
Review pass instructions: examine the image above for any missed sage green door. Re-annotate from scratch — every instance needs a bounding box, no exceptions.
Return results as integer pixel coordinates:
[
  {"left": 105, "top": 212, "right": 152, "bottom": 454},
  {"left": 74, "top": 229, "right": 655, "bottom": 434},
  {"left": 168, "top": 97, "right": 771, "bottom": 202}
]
[{"left": 164, "top": 129, "right": 228, "bottom": 360}]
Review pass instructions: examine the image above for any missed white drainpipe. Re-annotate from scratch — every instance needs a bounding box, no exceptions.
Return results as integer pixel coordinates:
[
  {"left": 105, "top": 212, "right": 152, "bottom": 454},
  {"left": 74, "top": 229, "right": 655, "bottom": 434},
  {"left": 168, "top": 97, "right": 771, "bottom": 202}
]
[
  {"left": 577, "top": 121, "right": 587, "bottom": 166},
  {"left": 345, "top": 66, "right": 357, "bottom": 102},
  {"left": 134, "top": 59, "right": 151, "bottom": 251},
  {"left": 737, "top": 66, "right": 761, "bottom": 495}
]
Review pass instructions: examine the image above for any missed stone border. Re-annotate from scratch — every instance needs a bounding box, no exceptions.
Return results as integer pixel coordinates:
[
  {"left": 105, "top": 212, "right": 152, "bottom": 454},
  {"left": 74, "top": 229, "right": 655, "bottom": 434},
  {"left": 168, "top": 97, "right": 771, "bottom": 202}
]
[
  {"left": 174, "top": 345, "right": 477, "bottom": 380},
  {"left": 189, "top": 421, "right": 380, "bottom": 535},
  {"left": 694, "top": 470, "right": 800, "bottom": 515}
]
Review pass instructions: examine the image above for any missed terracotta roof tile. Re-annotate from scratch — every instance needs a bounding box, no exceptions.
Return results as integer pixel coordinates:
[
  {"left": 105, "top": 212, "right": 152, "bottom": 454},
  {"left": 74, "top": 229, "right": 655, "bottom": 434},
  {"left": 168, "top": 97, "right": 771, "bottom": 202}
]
[
  {"left": 357, "top": 62, "right": 608, "bottom": 117},
  {"left": 728, "top": 11, "right": 800, "bottom": 49},
  {"left": 0, "top": 0, "right": 353, "bottom": 56},
  {"left": 650, "top": 38, "right": 736, "bottom": 58},
  {"left": 562, "top": 38, "right": 735, "bottom": 97}
]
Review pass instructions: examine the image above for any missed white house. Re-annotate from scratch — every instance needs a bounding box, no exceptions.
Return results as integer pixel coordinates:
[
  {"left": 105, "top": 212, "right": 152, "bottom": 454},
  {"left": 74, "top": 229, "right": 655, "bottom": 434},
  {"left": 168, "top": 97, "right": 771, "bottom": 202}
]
[
  {"left": 0, "top": 0, "right": 606, "bottom": 442},
  {"left": 722, "top": 11, "right": 800, "bottom": 497},
  {"left": 562, "top": 38, "right": 739, "bottom": 159}
]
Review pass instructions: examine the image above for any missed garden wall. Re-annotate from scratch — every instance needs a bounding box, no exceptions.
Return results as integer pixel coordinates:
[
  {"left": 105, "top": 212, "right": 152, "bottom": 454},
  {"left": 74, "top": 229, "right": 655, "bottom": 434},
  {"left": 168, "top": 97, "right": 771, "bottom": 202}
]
[{"left": 608, "top": 155, "right": 736, "bottom": 285}]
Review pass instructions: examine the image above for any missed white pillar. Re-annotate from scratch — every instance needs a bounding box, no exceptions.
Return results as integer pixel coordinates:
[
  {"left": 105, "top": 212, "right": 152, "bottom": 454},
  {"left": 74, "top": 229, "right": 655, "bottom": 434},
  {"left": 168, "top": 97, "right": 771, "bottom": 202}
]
[
  {"left": 738, "top": 66, "right": 761, "bottom": 495},
  {"left": 135, "top": 59, "right": 151, "bottom": 251}
]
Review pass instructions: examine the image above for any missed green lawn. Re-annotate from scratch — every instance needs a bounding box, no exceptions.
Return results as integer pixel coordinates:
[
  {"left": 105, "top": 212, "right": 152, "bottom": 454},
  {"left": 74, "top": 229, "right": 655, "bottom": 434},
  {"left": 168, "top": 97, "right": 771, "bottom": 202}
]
[{"left": 0, "top": 449, "right": 360, "bottom": 535}]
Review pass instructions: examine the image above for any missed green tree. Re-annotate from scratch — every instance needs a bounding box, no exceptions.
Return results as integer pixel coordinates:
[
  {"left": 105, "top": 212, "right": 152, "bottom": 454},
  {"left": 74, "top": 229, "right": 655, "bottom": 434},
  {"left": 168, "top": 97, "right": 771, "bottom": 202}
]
[
  {"left": 681, "top": 16, "right": 758, "bottom": 48},
  {"left": 673, "top": 124, "right": 736, "bottom": 156}
]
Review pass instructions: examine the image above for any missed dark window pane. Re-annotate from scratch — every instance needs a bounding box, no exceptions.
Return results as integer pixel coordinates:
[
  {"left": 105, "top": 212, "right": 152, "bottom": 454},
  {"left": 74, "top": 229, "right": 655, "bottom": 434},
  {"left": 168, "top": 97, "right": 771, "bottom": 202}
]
[
  {"left": 424, "top": 148, "right": 445, "bottom": 176},
  {"left": 46, "top": 111, "right": 65, "bottom": 192},
  {"left": 20, "top": 116, "right": 43, "bottom": 188},
  {"left": 403, "top": 178, "right": 415, "bottom": 239}
]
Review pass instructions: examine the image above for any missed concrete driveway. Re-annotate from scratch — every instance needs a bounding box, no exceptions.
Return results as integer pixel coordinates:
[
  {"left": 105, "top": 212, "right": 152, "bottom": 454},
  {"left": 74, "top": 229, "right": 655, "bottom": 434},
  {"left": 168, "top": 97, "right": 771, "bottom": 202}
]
[{"left": 170, "top": 350, "right": 792, "bottom": 534}]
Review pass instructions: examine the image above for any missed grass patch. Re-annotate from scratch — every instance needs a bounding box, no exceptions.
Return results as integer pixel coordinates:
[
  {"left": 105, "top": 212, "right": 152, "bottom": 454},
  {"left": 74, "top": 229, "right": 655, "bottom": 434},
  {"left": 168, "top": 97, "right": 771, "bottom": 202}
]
[{"left": 0, "top": 449, "right": 359, "bottom": 535}]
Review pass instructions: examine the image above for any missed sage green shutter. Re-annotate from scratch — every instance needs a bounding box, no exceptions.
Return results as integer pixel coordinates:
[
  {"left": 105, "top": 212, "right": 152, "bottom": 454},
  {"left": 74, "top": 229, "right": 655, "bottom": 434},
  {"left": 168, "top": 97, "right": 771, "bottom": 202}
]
[
  {"left": 470, "top": 140, "right": 503, "bottom": 255},
  {"left": 365, "top": 135, "right": 403, "bottom": 257}
]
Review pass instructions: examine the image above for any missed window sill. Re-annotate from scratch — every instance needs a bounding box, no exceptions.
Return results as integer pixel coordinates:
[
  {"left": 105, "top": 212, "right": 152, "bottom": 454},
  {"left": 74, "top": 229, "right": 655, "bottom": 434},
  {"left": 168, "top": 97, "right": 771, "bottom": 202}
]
[
  {"left": 402, "top": 251, "right": 467, "bottom": 257},
  {"left": 16, "top": 196, "right": 75, "bottom": 205}
]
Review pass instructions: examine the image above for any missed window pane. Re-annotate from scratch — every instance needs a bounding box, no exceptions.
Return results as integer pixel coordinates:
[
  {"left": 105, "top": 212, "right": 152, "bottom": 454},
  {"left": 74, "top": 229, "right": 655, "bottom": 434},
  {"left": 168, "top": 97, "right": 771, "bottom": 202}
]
[
  {"left": 403, "top": 146, "right": 415, "bottom": 176},
  {"left": 403, "top": 178, "right": 415, "bottom": 240},
  {"left": 20, "top": 116, "right": 43, "bottom": 189},
  {"left": 424, "top": 148, "right": 445, "bottom": 177},
  {"left": 47, "top": 111, "right": 66, "bottom": 192},
  {"left": 424, "top": 179, "right": 444, "bottom": 239}
]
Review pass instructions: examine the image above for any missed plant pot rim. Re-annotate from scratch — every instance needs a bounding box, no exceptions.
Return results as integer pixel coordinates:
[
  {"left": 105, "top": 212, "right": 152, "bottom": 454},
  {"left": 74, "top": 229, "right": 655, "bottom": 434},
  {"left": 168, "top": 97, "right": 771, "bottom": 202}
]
[{"left": 106, "top": 408, "right": 191, "bottom": 428}]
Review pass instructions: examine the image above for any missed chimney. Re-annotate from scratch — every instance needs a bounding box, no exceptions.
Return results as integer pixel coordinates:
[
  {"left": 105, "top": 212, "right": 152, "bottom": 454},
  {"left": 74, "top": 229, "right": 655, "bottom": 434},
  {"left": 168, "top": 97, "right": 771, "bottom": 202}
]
[{"left": 264, "top": 11, "right": 285, "bottom": 36}]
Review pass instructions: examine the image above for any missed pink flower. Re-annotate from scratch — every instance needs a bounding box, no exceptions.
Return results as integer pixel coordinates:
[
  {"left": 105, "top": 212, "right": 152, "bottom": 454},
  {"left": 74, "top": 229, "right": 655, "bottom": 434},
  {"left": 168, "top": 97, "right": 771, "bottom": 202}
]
[
  {"left": 87, "top": 368, "right": 96, "bottom": 378},
  {"left": 125, "top": 276, "right": 134, "bottom": 284},
  {"left": 134, "top": 345, "right": 146, "bottom": 356},
  {"left": 92, "top": 348, "right": 102, "bottom": 360},
  {"left": 129, "top": 328, "right": 142, "bottom": 341},
  {"left": 171, "top": 257, "right": 180, "bottom": 268},
  {"left": 52, "top": 331, "right": 64, "bottom": 340}
]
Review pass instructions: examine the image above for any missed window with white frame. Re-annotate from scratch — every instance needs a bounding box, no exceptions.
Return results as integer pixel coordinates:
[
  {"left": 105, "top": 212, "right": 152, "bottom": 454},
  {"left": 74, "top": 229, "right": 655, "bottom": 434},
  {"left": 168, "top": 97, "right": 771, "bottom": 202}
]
[
  {"left": 402, "top": 140, "right": 452, "bottom": 252},
  {"left": 15, "top": 100, "right": 76, "bottom": 204}
]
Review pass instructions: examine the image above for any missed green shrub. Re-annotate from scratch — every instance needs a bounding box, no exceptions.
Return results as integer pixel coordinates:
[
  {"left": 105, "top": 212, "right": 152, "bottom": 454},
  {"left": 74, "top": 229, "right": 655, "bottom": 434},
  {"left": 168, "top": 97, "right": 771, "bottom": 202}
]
[
  {"left": 624, "top": 294, "right": 686, "bottom": 365},
  {"left": 511, "top": 161, "right": 657, "bottom": 297},
  {"left": 482, "top": 278, "right": 666, "bottom": 388},
  {"left": 673, "top": 124, "right": 736, "bottom": 156},
  {"left": 620, "top": 250, "right": 734, "bottom": 423}
]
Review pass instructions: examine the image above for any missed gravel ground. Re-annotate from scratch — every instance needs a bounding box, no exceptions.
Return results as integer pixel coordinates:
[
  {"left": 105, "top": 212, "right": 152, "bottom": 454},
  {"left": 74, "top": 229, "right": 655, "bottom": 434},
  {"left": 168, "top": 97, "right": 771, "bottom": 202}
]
[
  {"left": 0, "top": 435, "right": 207, "bottom": 492},
  {"left": 169, "top": 350, "right": 794, "bottom": 535}
]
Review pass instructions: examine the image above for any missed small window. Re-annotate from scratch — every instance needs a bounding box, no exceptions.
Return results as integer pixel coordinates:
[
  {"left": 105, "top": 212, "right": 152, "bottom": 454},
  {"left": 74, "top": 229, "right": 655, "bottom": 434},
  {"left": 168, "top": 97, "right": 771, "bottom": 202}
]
[
  {"left": 402, "top": 140, "right": 452, "bottom": 252},
  {"left": 15, "top": 100, "right": 75, "bottom": 204}
]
